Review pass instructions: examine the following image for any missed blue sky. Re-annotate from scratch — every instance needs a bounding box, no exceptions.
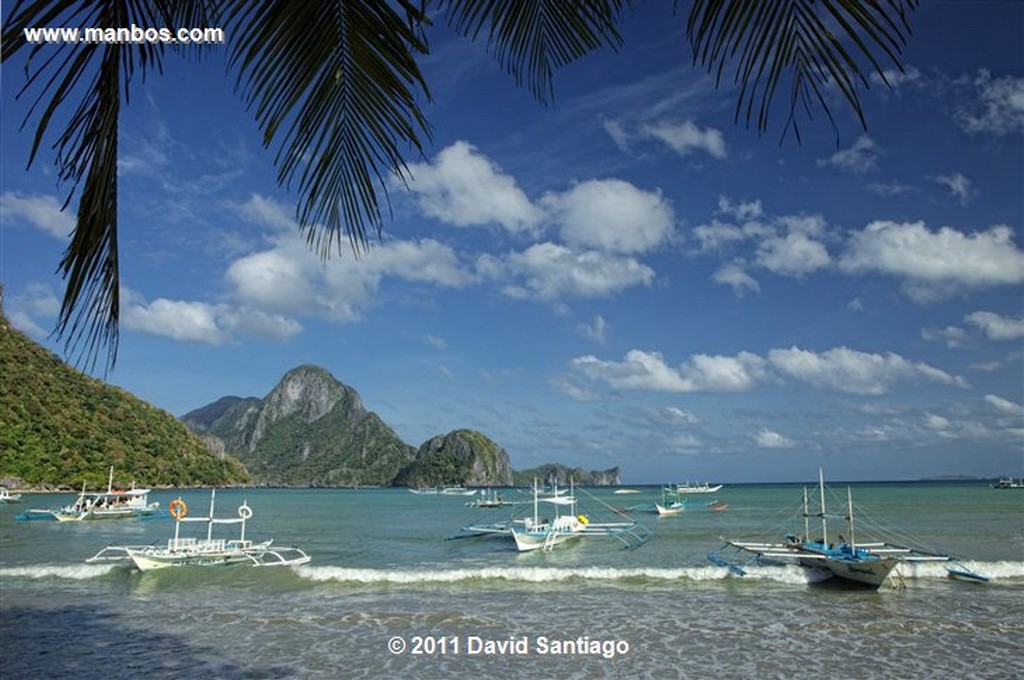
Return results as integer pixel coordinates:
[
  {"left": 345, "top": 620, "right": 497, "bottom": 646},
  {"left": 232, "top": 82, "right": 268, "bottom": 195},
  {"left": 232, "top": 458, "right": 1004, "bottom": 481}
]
[{"left": 2, "top": 3, "right": 1022, "bottom": 483}]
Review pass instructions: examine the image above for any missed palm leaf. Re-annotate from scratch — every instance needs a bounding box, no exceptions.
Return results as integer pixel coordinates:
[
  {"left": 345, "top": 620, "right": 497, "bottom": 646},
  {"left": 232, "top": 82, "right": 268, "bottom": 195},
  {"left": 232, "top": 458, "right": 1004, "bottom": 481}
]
[
  {"left": 2, "top": 0, "right": 212, "bottom": 371},
  {"left": 440, "top": 0, "right": 628, "bottom": 104},
  {"left": 687, "top": 0, "right": 918, "bottom": 143},
  {"left": 224, "top": 0, "right": 433, "bottom": 257}
]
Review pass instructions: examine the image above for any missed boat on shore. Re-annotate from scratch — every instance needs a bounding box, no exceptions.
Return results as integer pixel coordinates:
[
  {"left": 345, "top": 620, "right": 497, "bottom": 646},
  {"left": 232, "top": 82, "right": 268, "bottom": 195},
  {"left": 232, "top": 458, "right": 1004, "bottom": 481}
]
[
  {"left": 708, "top": 470, "right": 987, "bottom": 589},
  {"left": 19, "top": 467, "right": 159, "bottom": 521},
  {"left": 87, "top": 490, "right": 310, "bottom": 571}
]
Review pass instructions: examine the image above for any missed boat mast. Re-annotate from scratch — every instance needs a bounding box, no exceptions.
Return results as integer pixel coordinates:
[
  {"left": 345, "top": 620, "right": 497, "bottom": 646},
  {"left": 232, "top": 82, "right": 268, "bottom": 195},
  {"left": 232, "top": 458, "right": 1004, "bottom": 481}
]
[
  {"left": 208, "top": 489, "right": 216, "bottom": 542},
  {"left": 847, "top": 486, "right": 855, "bottom": 550},
  {"left": 107, "top": 465, "right": 114, "bottom": 493},
  {"left": 803, "top": 486, "right": 809, "bottom": 539},
  {"left": 818, "top": 468, "right": 827, "bottom": 546}
]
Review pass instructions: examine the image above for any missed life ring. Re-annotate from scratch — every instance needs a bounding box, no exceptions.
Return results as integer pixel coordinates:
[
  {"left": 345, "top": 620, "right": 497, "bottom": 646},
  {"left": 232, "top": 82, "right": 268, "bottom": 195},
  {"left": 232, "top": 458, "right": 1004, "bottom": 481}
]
[
  {"left": 169, "top": 498, "right": 188, "bottom": 520},
  {"left": 238, "top": 503, "right": 253, "bottom": 520}
]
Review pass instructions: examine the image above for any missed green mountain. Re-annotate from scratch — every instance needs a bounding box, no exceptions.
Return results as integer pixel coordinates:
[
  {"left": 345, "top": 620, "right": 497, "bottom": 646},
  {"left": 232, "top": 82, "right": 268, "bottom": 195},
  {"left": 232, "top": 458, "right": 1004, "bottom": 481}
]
[
  {"left": 394, "top": 429, "right": 513, "bottom": 488},
  {"left": 513, "top": 463, "right": 620, "bottom": 487},
  {"left": 0, "top": 293, "right": 250, "bottom": 489},
  {"left": 182, "top": 365, "right": 415, "bottom": 486}
]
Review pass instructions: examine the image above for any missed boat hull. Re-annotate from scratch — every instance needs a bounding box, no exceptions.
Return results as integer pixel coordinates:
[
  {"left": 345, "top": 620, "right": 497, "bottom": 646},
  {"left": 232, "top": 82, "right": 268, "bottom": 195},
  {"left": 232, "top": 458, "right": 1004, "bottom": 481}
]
[
  {"left": 800, "top": 556, "right": 898, "bottom": 588},
  {"left": 510, "top": 528, "right": 582, "bottom": 552}
]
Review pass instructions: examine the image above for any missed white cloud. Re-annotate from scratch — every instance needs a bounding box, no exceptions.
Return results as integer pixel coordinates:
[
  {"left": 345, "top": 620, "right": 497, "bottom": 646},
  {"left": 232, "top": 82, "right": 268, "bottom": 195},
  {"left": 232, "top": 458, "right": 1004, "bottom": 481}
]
[
  {"left": 921, "top": 325, "right": 969, "bottom": 349},
  {"left": 570, "top": 349, "right": 767, "bottom": 393},
  {"left": 870, "top": 66, "right": 923, "bottom": 89},
  {"left": 933, "top": 173, "right": 974, "bottom": 206},
  {"left": 404, "top": 140, "right": 542, "bottom": 234},
  {"left": 123, "top": 298, "right": 229, "bottom": 344},
  {"left": 220, "top": 308, "right": 302, "bottom": 341},
  {"left": 570, "top": 345, "right": 968, "bottom": 396},
  {"left": 754, "top": 428, "right": 794, "bottom": 448},
  {"left": 713, "top": 262, "right": 760, "bottom": 296},
  {"left": 227, "top": 234, "right": 472, "bottom": 323},
  {"left": 543, "top": 179, "right": 675, "bottom": 254},
  {"left": 664, "top": 406, "right": 700, "bottom": 425},
  {"left": 233, "top": 193, "right": 298, "bottom": 232},
  {"left": 717, "top": 196, "right": 763, "bottom": 220},
  {"left": 985, "top": 394, "right": 1024, "bottom": 417},
  {"left": 602, "top": 118, "right": 631, "bottom": 152},
  {"left": 0, "top": 191, "right": 75, "bottom": 239},
  {"left": 641, "top": 120, "right": 727, "bottom": 159},
  {"left": 424, "top": 334, "right": 447, "bottom": 350},
  {"left": 817, "top": 135, "right": 880, "bottom": 173},
  {"left": 840, "top": 220, "right": 1024, "bottom": 301},
  {"left": 767, "top": 346, "right": 969, "bottom": 395},
  {"left": 966, "top": 311, "right": 1024, "bottom": 340},
  {"left": 577, "top": 315, "right": 609, "bottom": 344},
  {"left": 958, "top": 70, "right": 1024, "bottom": 135},
  {"left": 756, "top": 230, "right": 830, "bottom": 277},
  {"left": 480, "top": 243, "right": 654, "bottom": 301}
]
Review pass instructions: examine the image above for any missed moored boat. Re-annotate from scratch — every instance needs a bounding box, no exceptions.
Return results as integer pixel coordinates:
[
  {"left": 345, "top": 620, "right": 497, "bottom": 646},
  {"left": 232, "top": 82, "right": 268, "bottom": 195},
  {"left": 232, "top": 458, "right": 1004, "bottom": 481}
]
[
  {"left": 707, "top": 470, "right": 986, "bottom": 589},
  {"left": 669, "top": 482, "right": 723, "bottom": 494},
  {"left": 87, "top": 490, "right": 310, "bottom": 571},
  {"left": 0, "top": 487, "right": 22, "bottom": 503},
  {"left": 22, "top": 467, "right": 159, "bottom": 521}
]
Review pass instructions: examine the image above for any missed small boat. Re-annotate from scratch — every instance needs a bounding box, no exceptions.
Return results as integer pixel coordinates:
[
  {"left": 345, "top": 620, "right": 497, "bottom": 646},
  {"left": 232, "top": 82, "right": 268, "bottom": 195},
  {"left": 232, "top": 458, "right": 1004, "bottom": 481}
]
[
  {"left": 613, "top": 489, "right": 641, "bottom": 495},
  {"left": 22, "top": 467, "right": 159, "bottom": 521},
  {"left": 705, "top": 500, "right": 728, "bottom": 512},
  {"left": 991, "top": 477, "right": 1024, "bottom": 489},
  {"left": 0, "top": 487, "right": 22, "bottom": 503},
  {"left": 655, "top": 502, "right": 684, "bottom": 516},
  {"left": 440, "top": 486, "right": 477, "bottom": 496},
  {"left": 707, "top": 470, "right": 987, "bottom": 589},
  {"left": 465, "top": 489, "right": 510, "bottom": 508},
  {"left": 669, "top": 482, "right": 723, "bottom": 494},
  {"left": 87, "top": 490, "right": 310, "bottom": 571}
]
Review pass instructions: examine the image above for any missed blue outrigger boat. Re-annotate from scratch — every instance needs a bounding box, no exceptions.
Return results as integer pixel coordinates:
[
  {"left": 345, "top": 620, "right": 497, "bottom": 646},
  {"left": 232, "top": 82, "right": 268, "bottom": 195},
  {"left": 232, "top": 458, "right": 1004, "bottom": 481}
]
[{"left": 708, "top": 470, "right": 988, "bottom": 588}]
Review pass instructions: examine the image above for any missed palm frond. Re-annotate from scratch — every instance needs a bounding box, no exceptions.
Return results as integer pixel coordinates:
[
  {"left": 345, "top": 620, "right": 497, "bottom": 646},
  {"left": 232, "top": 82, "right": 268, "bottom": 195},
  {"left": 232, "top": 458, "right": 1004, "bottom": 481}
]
[
  {"left": 224, "top": 0, "right": 433, "bottom": 258},
  {"left": 2, "top": 0, "right": 212, "bottom": 371},
  {"left": 687, "top": 0, "right": 918, "bottom": 143},
  {"left": 441, "top": 0, "right": 628, "bottom": 104}
]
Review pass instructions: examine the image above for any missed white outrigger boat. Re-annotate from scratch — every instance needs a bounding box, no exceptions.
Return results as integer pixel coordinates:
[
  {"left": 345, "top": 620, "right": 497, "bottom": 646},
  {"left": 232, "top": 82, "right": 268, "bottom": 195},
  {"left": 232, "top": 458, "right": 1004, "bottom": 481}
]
[
  {"left": 708, "top": 470, "right": 988, "bottom": 588},
  {"left": 466, "top": 480, "right": 655, "bottom": 552},
  {"left": 21, "top": 467, "right": 159, "bottom": 521},
  {"left": 87, "top": 490, "right": 311, "bottom": 571},
  {"left": 668, "top": 482, "right": 723, "bottom": 494}
]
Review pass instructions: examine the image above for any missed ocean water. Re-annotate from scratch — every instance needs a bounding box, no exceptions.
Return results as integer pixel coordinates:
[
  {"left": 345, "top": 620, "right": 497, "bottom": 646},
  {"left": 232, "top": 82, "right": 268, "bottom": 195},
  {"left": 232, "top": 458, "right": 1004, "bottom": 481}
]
[{"left": 1, "top": 482, "right": 1022, "bottom": 679}]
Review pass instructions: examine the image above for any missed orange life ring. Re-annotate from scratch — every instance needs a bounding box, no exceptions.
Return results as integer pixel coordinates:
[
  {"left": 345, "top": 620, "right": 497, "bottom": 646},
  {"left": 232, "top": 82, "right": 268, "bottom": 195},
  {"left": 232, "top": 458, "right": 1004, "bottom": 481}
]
[{"left": 169, "top": 498, "right": 188, "bottom": 520}]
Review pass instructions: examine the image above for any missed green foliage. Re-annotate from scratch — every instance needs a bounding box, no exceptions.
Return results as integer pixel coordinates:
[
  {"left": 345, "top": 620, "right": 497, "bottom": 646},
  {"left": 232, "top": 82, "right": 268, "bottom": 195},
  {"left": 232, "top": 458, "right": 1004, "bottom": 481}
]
[{"left": 0, "top": 312, "right": 250, "bottom": 488}]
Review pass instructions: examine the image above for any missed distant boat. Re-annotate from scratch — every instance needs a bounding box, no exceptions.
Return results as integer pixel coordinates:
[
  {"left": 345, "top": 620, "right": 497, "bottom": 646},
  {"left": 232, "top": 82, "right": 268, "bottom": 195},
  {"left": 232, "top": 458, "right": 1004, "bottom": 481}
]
[
  {"left": 465, "top": 489, "right": 510, "bottom": 508},
  {"left": 613, "top": 489, "right": 641, "bottom": 495},
  {"left": 705, "top": 500, "right": 728, "bottom": 512},
  {"left": 87, "top": 489, "right": 310, "bottom": 571},
  {"left": 409, "top": 485, "right": 478, "bottom": 496},
  {"left": 669, "top": 482, "right": 723, "bottom": 494},
  {"left": 708, "top": 469, "right": 988, "bottom": 589},
  {"left": 991, "top": 477, "right": 1024, "bottom": 489},
  {"left": 0, "top": 487, "right": 22, "bottom": 504},
  {"left": 20, "top": 467, "right": 159, "bottom": 521}
]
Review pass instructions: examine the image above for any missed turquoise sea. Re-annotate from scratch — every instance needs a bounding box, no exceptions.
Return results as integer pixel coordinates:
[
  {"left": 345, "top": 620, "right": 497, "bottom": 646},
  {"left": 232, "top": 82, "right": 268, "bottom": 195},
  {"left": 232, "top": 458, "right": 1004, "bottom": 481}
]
[{"left": 1, "top": 481, "right": 1022, "bottom": 679}]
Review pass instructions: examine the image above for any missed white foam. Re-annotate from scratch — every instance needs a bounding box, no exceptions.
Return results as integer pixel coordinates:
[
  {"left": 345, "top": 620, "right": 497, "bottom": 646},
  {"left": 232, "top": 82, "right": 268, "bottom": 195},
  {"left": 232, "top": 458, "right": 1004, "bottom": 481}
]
[{"left": 0, "top": 563, "right": 116, "bottom": 580}]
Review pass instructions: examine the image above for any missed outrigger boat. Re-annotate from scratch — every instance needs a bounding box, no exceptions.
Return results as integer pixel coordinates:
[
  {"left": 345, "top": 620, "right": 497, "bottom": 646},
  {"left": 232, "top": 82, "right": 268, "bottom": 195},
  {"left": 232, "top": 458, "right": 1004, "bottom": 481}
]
[
  {"left": 20, "top": 467, "right": 159, "bottom": 521},
  {"left": 708, "top": 470, "right": 988, "bottom": 588},
  {"left": 668, "top": 482, "right": 723, "bottom": 494},
  {"left": 87, "top": 490, "right": 310, "bottom": 571},
  {"left": 455, "top": 480, "right": 654, "bottom": 552}
]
